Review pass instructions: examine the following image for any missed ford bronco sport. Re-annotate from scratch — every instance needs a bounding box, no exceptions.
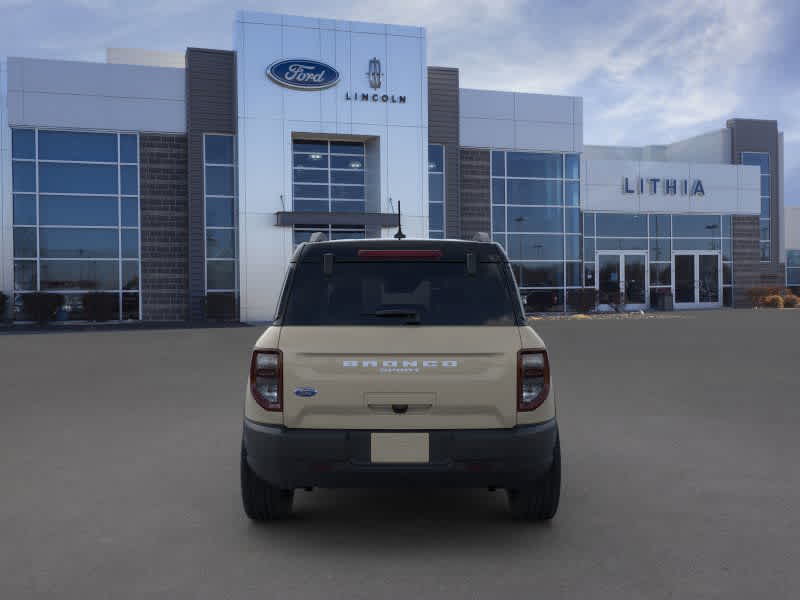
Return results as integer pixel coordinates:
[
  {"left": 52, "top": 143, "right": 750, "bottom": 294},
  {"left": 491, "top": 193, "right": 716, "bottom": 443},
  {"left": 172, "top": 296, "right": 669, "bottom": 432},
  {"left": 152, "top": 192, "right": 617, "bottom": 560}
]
[{"left": 241, "top": 237, "right": 561, "bottom": 521}]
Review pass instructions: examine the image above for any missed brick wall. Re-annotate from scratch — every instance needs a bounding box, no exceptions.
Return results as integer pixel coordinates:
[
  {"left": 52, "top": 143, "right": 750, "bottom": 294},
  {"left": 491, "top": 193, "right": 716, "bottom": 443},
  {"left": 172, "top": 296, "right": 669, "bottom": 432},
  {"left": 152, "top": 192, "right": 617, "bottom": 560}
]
[
  {"left": 139, "top": 134, "right": 189, "bottom": 321},
  {"left": 459, "top": 149, "right": 490, "bottom": 239}
]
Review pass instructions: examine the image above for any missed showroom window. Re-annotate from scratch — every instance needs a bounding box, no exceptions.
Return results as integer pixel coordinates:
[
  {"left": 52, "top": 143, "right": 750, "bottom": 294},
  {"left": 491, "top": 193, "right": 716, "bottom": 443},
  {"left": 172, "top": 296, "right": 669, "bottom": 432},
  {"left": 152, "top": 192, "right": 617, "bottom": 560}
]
[
  {"left": 491, "top": 150, "right": 580, "bottom": 312},
  {"left": 11, "top": 128, "right": 141, "bottom": 321},
  {"left": 788, "top": 250, "right": 800, "bottom": 291},
  {"left": 428, "top": 144, "right": 445, "bottom": 238},
  {"left": 742, "top": 152, "right": 770, "bottom": 261},
  {"left": 204, "top": 134, "right": 238, "bottom": 313},
  {"left": 293, "top": 225, "right": 366, "bottom": 247},
  {"left": 583, "top": 213, "right": 734, "bottom": 307},
  {"left": 292, "top": 140, "right": 365, "bottom": 213}
]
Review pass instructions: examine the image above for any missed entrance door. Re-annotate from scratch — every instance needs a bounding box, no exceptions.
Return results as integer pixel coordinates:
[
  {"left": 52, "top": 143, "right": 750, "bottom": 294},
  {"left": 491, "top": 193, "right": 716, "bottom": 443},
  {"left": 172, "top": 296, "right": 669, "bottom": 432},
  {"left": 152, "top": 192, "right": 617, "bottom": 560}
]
[
  {"left": 596, "top": 252, "right": 648, "bottom": 311},
  {"left": 672, "top": 252, "right": 721, "bottom": 309}
]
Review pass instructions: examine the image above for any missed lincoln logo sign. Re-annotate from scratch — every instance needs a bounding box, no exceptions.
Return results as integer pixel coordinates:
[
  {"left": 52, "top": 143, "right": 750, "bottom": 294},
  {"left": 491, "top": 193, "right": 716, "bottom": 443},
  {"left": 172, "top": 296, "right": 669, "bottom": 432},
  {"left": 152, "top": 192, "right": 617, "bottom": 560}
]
[
  {"left": 266, "top": 59, "right": 340, "bottom": 90},
  {"left": 623, "top": 177, "right": 705, "bottom": 196}
]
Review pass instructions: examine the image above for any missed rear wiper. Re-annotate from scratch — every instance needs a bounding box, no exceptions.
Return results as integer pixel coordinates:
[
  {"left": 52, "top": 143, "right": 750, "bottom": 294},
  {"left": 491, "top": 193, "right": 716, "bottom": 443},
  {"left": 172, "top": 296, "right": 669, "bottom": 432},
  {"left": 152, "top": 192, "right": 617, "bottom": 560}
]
[{"left": 364, "top": 309, "right": 421, "bottom": 324}]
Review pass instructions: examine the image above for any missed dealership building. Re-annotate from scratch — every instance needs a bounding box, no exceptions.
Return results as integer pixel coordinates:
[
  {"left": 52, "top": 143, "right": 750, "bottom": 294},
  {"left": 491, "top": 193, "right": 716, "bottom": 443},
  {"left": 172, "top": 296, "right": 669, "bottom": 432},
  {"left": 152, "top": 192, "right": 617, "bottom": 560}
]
[{"left": 0, "top": 10, "right": 795, "bottom": 322}]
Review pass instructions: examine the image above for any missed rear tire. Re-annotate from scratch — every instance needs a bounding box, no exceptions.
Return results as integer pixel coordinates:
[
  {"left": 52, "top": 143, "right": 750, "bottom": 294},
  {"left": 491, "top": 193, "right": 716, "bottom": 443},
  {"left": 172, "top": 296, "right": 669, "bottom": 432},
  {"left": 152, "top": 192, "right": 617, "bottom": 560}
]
[
  {"left": 507, "top": 436, "right": 561, "bottom": 521},
  {"left": 241, "top": 443, "right": 294, "bottom": 521}
]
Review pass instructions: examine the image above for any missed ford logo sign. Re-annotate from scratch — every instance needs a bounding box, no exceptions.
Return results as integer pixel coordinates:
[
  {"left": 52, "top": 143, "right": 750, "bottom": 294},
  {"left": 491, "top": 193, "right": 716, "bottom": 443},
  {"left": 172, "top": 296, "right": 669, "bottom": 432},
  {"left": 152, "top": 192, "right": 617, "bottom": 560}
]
[
  {"left": 294, "top": 387, "right": 318, "bottom": 398},
  {"left": 267, "top": 59, "right": 340, "bottom": 90}
]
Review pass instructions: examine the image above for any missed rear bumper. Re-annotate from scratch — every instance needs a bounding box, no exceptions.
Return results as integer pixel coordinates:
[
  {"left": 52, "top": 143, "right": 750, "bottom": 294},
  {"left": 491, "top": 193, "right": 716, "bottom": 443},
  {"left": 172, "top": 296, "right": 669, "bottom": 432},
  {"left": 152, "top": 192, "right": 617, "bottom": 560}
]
[{"left": 242, "top": 418, "right": 558, "bottom": 489}]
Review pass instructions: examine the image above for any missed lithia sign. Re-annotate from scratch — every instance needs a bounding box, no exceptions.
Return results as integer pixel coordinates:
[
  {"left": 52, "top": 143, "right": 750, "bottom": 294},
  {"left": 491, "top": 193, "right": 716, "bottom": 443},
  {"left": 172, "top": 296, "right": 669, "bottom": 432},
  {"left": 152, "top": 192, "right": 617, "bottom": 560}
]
[
  {"left": 623, "top": 177, "right": 705, "bottom": 196},
  {"left": 266, "top": 57, "right": 407, "bottom": 103}
]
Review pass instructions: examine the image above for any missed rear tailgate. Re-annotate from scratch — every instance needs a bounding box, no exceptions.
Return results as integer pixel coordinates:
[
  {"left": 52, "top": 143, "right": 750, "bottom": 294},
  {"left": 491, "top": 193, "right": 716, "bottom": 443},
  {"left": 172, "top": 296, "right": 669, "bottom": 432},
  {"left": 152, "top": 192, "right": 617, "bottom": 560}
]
[{"left": 279, "top": 326, "right": 522, "bottom": 429}]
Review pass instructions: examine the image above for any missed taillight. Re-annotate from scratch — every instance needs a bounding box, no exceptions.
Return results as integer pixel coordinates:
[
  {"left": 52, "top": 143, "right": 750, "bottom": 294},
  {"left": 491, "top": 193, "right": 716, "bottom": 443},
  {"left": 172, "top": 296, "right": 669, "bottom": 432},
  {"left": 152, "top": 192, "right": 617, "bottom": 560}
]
[
  {"left": 518, "top": 350, "right": 550, "bottom": 411},
  {"left": 250, "top": 350, "right": 282, "bottom": 411}
]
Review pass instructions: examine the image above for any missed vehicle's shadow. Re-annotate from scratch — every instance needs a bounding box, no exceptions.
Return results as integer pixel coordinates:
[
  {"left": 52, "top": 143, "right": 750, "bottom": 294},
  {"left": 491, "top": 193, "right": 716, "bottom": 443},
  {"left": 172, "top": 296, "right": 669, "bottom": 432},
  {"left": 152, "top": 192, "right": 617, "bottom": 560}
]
[{"left": 242, "top": 488, "right": 558, "bottom": 551}]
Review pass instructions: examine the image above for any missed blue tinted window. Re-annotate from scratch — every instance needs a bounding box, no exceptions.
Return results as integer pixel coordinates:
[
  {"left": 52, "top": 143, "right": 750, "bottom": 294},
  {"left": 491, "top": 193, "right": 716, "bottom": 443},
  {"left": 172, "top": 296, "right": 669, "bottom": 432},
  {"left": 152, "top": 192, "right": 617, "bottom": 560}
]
[
  {"left": 331, "top": 185, "right": 364, "bottom": 200},
  {"left": 583, "top": 238, "right": 594, "bottom": 261},
  {"left": 121, "top": 198, "right": 139, "bottom": 227},
  {"left": 331, "top": 170, "right": 364, "bottom": 185},
  {"left": 518, "top": 262, "right": 564, "bottom": 287},
  {"left": 673, "top": 238, "right": 721, "bottom": 251},
  {"left": 649, "top": 238, "right": 671, "bottom": 261},
  {"left": 331, "top": 201, "right": 365, "bottom": 213},
  {"left": 331, "top": 156, "right": 363, "bottom": 169},
  {"left": 583, "top": 213, "right": 594, "bottom": 236},
  {"left": 492, "top": 179, "right": 505, "bottom": 205},
  {"left": 507, "top": 180, "right": 562, "bottom": 205},
  {"left": 673, "top": 215, "right": 721, "bottom": 237},
  {"left": 492, "top": 207, "right": 505, "bottom": 232},
  {"left": 507, "top": 235, "right": 563, "bottom": 260},
  {"left": 38, "top": 130, "right": 117, "bottom": 162},
  {"left": 789, "top": 268, "right": 800, "bottom": 285},
  {"left": 760, "top": 175, "right": 770, "bottom": 196},
  {"left": 294, "top": 169, "right": 328, "bottom": 184},
  {"left": 721, "top": 215, "right": 732, "bottom": 237},
  {"left": 761, "top": 197, "right": 770, "bottom": 218},
  {"left": 40, "top": 195, "right": 118, "bottom": 226},
  {"left": 40, "top": 260, "right": 119, "bottom": 291},
  {"left": 429, "top": 203, "right": 444, "bottom": 231},
  {"left": 596, "top": 238, "right": 647, "bottom": 251},
  {"left": 491, "top": 151, "right": 505, "bottom": 177},
  {"left": 507, "top": 153, "right": 562, "bottom": 178},
  {"left": 206, "top": 166, "right": 235, "bottom": 195},
  {"left": 205, "top": 135, "right": 234, "bottom": 164},
  {"left": 294, "top": 184, "right": 328, "bottom": 199},
  {"left": 14, "top": 261, "right": 37, "bottom": 291},
  {"left": 330, "top": 141, "right": 364, "bottom": 155},
  {"left": 207, "top": 260, "right": 236, "bottom": 290},
  {"left": 121, "top": 229, "right": 139, "bottom": 258},
  {"left": 507, "top": 206, "right": 563, "bottom": 233},
  {"left": 294, "top": 199, "right": 328, "bottom": 212},
  {"left": 565, "top": 235, "right": 580, "bottom": 260},
  {"left": 565, "top": 154, "right": 580, "bottom": 180},
  {"left": 122, "top": 261, "right": 139, "bottom": 290},
  {"left": 760, "top": 242, "right": 770, "bottom": 261},
  {"left": 206, "top": 229, "right": 236, "bottom": 258},
  {"left": 206, "top": 197, "right": 234, "bottom": 227},
  {"left": 595, "top": 213, "right": 647, "bottom": 237},
  {"left": 121, "top": 165, "right": 138, "bottom": 195},
  {"left": 428, "top": 145, "right": 444, "bottom": 172},
  {"left": 293, "top": 140, "right": 328, "bottom": 154},
  {"left": 294, "top": 153, "right": 328, "bottom": 168},
  {"left": 722, "top": 238, "right": 732, "bottom": 261},
  {"left": 40, "top": 228, "right": 118, "bottom": 258},
  {"left": 122, "top": 293, "right": 139, "bottom": 320},
  {"left": 120, "top": 135, "right": 138, "bottom": 163},
  {"left": 14, "top": 227, "right": 37, "bottom": 258},
  {"left": 13, "top": 194, "right": 36, "bottom": 225},
  {"left": 429, "top": 174, "right": 444, "bottom": 204},
  {"left": 12, "top": 129, "right": 35, "bottom": 159},
  {"left": 39, "top": 163, "right": 118, "bottom": 194},
  {"left": 787, "top": 251, "right": 800, "bottom": 268},
  {"left": 759, "top": 220, "right": 770, "bottom": 240},
  {"left": 12, "top": 161, "right": 36, "bottom": 192},
  {"left": 565, "top": 181, "right": 579, "bottom": 206},
  {"left": 566, "top": 262, "right": 581, "bottom": 287},
  {"left": 331, "top": 229, "right": 366, "bottom": 240},
  {"left": 649, "top": 214, "right": 671, "bottom": 237},
  {"left": 741, "top": 152, "right": 769, "bottom": 174}
]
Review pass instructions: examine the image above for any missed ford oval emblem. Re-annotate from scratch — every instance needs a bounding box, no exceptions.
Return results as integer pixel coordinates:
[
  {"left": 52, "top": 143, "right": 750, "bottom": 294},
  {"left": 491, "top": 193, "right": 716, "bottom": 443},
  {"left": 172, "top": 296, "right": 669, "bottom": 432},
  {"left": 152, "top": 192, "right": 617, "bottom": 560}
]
[
  {"left": 267, "top": 59, "right": 340, "bottom": 90},
  {"left": 294, "top": 386, "right": 318, "bottom": 398}
]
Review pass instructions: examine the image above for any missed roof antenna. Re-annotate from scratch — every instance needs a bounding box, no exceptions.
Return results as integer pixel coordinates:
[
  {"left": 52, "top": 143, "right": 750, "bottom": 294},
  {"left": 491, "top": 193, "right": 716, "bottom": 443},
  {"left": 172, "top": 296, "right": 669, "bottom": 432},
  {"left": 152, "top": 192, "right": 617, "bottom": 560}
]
[{"left": 393, "top": 200, "right": 406, "bottom": 240}]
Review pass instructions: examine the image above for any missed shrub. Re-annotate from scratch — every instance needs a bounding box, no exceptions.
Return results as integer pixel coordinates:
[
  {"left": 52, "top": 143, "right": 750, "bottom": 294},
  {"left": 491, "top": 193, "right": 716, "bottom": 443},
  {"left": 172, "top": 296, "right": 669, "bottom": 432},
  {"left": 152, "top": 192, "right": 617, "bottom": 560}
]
[
  {"left": 0, "top": 292, "right": 7, "bottom": 322},
  {"left": 782, "top": 294, "right": 799, "bottom": 308},
  {"left": 83, "top": 292, "right": 118, "bottom": 322},
  {"left": 21, "top": 293, "right": 65, "bottom": 324},
  {"left": 762, "top": 295, "right": 784, "bottom": 309}
]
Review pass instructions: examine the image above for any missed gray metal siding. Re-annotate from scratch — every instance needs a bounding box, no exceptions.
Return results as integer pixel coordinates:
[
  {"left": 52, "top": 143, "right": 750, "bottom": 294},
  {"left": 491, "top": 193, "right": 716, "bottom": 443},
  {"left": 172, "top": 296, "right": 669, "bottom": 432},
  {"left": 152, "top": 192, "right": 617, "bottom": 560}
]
[
  {"left": 186, "top": 48, "right": 237, "bottom": 321},
  {"left": 427, "top": 67, "right": 460, "bottom": 238}
]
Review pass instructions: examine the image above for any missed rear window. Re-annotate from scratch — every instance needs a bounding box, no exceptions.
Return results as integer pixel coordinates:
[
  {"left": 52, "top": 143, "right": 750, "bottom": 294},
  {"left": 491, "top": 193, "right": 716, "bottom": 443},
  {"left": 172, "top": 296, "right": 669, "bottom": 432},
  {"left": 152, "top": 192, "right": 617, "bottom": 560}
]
[{"left": 279, "top": 260, "right": 520, "bottom": 326}]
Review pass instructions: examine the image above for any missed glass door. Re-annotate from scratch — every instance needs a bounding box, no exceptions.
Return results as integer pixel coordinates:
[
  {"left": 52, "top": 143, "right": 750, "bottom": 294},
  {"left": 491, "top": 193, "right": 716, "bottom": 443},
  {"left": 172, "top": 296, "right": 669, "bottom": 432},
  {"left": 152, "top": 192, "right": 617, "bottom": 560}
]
[
  {"left": 596, "top": 252, "right": 648, "bottom": 311},
  {"left": 673, "top": 252, "right": 721, "bottom": 309}
]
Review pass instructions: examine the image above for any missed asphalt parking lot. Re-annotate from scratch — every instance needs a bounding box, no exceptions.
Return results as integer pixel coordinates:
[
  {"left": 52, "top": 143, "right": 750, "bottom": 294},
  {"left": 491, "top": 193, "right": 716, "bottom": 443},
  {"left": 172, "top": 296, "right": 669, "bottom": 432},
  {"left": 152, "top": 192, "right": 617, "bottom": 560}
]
[{"left": 1, "top": 309, "right": 799, "bottom": 599}]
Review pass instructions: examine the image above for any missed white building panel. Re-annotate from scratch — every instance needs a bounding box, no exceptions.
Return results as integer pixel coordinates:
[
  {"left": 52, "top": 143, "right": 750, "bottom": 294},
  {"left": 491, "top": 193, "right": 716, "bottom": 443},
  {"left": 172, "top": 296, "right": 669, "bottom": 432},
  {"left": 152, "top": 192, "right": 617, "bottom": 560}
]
[
  {"left": 459, "top": 89, "right": 514, "bottom": 120},
  {"left": 514, "top": 121, "right": 575, "bottom": 152},
  {"left": 236, "top": 11, "right": 428, "bottom": 321},
  {"left": 514, "top": 92, "right": 573, "bottom": 123},
  {"left": 784, "top": 206, "right": 800, "bottom": 250},
  {"left": 460, "top": 117, "right": 514, "bottom": 149},
  {"left": 7, "top": 58, "right": 185, "bottom": 132},
  {"left": 1, "top": 59, "right": 10, "bottom": 295}
]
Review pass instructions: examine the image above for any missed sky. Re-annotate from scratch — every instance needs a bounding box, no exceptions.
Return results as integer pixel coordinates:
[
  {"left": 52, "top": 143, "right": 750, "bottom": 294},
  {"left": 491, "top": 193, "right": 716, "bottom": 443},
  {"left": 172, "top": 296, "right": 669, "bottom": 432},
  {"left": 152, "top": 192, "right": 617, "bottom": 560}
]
[{"left": 1, "top": 0, "right": 798, "bottom": 205}]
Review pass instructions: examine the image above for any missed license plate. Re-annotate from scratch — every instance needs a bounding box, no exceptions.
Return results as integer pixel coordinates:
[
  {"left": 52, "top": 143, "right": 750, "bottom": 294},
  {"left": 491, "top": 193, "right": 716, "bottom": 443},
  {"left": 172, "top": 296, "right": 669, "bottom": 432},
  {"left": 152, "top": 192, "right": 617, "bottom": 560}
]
[{"left": 370, "top": 433, "right": 429, "bottom": 463}]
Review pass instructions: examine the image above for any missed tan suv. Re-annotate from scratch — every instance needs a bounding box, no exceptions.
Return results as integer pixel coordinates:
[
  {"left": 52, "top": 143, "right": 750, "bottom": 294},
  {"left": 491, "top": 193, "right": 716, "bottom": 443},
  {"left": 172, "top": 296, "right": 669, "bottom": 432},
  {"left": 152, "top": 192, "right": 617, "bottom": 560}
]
[{"left": 241, "top": 238, "right": 560, "bottom": 520}]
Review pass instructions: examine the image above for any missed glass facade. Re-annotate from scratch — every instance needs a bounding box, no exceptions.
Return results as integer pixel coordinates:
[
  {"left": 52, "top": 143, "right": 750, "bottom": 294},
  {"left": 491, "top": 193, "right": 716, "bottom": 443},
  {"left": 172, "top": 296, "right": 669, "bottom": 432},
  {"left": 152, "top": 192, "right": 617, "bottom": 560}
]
[
  {"left": 292, "top": 140, "right": 365, "bottom": 213},
  {"left": 11, "top": 128, "right": 141, "bottom": 320},
  {"left": 491, "top": 150, "right": 580, "bottom": 311},
  {"left": 428, "top": 144, "right": 444, "bottom": 238},
  {"left": 204, "top": 134, "right": 238, "bottom": 307},
  {"left": 788, "top": 250, "right": 800, "bottom": 289},
  {"left": 293, "top": 225, "right": 366, "bottom": 247},
  {"left": 742, "top": 152, "right": 770, "bottom": 261},
  {"left": 584, "top": 213, "right": 734, "bottom": 307}
]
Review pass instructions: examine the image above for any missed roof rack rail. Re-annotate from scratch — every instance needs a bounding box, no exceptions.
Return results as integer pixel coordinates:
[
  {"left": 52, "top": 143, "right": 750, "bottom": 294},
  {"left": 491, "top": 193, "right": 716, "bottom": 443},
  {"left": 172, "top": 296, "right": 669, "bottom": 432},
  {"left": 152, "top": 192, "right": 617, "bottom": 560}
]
[
  {"left": 472, "top": 232, "right": 491, "bottom": 242},
  {"left": 308, "top": 231, "right": 328, "bottom": 243}
]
